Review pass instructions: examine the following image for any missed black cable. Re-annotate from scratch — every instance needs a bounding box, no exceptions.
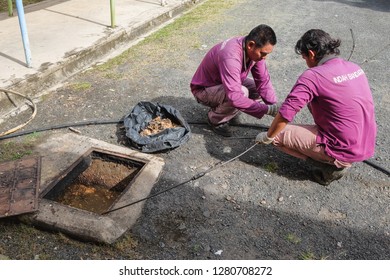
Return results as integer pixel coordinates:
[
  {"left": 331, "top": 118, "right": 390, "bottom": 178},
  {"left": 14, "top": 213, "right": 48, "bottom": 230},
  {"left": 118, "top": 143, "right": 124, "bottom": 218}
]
[
  {"left": 0, "top": 119, "right": 267, "bottom": 141},
  {"left": 102, "top": 143, "right": 258, "bottom": 214},
  {"left": 363, "top": 159, "right": 390, "bottom": 177},
  {"left": 188, "top": 121, "right": 270, "bottom": 130},
  {"left": 347, "top": 28, "right": 356, "bottom": 61},
  {"left": 0, "top": 119, "right": 123, "bottom": 140},
  {"left": 0, "top": 118, "right": 388, "bottom": 177},
  {"left": 101, "top": 173, "right": 204, "bottom": 215}
]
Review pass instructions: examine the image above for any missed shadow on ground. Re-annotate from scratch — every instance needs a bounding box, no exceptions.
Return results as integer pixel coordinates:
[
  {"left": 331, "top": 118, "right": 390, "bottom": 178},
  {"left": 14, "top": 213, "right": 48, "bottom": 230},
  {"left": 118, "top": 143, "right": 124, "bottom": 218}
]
[
  {"left": 134, "top": 95, "right": 315, "bottom": 183},
  {"left": 313, "top": 0, "right": 390, "bottom": 12},
  {"left": 132, "top": 177, "right": 390, "bottom": 259}
]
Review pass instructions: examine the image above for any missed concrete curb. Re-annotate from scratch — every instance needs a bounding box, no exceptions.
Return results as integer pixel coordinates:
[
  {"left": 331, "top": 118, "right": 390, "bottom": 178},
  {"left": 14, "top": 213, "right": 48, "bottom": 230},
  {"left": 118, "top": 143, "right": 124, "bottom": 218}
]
[{"left": 1, "top": 0, "right": 202, "bottom": 120}]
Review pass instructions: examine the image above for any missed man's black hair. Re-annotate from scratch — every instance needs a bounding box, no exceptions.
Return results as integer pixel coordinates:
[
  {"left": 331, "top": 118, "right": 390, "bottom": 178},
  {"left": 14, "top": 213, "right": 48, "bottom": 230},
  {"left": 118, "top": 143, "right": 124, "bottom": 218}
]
[
  {"left": 295, "top": 29, "right": 341, "bottom": 62},
  {"left": 246, "top": 24, "right": 277, "bottom": 47}
]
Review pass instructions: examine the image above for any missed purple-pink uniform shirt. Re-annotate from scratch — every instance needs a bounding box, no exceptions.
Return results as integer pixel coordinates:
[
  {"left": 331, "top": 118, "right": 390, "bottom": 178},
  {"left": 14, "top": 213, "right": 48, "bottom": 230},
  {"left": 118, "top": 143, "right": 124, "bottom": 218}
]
[
  {"left": 279, "top": 57, "right": 376, "bottom": 163},
  {"left": 190, "top": 36, "right": 276, "bottom": 119}
]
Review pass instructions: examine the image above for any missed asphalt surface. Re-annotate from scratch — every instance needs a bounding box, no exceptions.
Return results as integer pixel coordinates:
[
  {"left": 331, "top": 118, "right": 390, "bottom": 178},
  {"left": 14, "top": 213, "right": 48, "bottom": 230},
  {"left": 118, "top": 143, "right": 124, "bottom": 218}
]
[{"left": 0, "top": 0, "right": 389, "bottom": 260}]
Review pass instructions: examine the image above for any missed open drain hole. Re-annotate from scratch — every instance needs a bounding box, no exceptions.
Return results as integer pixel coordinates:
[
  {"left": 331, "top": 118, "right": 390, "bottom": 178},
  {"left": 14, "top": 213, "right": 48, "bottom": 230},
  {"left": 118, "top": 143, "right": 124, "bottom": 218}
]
[{"left": 43, "top": 150, "right": 145, "bottom": 214}]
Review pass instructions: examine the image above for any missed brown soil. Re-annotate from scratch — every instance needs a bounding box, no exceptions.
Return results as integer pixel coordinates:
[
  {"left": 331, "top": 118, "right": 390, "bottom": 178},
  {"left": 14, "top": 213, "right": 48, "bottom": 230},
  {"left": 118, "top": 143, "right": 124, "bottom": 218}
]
[
  {"left": 77, "top": 158, "right": 139, "bottom": 188},
  {"left": 56, "top": 158, "right": 140, "bottom": 214}
]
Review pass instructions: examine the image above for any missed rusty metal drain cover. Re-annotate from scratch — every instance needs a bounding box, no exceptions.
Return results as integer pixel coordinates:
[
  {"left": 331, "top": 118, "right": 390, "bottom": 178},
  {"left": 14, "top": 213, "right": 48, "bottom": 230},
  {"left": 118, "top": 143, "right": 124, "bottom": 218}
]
[{"left": 0, "top": 156, "right": 41, "bottom": 218}]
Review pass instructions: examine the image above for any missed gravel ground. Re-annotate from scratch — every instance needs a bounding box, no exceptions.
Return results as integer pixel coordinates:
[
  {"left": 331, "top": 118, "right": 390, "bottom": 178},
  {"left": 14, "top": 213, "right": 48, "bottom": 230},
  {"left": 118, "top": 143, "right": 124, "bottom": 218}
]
[{"left": 0, "top": 0, "right": 389, "bottom": 260}]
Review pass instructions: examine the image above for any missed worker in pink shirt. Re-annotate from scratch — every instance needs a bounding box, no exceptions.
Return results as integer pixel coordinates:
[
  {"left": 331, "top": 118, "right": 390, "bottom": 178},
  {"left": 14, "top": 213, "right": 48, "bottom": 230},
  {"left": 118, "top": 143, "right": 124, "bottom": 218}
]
[
  {"left": 190, "top": 24, "right": 280, "bottom": 137},
  {"left": 256, "top": 29, "right": 377, "bottom": 185}
]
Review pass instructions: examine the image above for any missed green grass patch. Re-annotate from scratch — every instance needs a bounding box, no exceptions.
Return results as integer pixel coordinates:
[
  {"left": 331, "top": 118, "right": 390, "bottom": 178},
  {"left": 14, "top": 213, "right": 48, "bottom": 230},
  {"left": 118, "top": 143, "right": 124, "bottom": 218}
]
[
  {"left": 300, "top": 251, "right": 329, "bottom": 260},
  {"left": 286, "top": 233, "right": 301, "bottom": 244},
  {"left": 0, "top": 133, "right": 41, "bottom": 162},
  {"left": 70, "top": 82, "right": 92, "bottom": 91},
  {"left": 0, "top": 141, "right": 33, "bottom": 161},
  {"left": 264, "top": 161, "right": 279, "bottom": 173},
  {"left": 191, "top": 244, "right": 202, "bottom": 253},
  {"left": 300, "top": 251, "right": 316, "bottom": 260},
  {"left": 114, "top": 234, "right": 138, "bottom": 251},
  {"left": 95, "top": 0, "right": 243, "bottom": 72}
]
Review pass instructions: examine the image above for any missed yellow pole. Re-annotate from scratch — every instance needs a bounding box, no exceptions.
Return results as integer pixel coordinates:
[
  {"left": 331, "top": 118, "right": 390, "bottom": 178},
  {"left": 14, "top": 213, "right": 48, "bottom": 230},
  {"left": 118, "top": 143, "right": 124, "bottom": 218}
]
[
  {"left": 8, "top": 0, "right": 13, "bottom": 16},
  {"left": 110, "top": 0, "right": 116, "bottom": 28}
]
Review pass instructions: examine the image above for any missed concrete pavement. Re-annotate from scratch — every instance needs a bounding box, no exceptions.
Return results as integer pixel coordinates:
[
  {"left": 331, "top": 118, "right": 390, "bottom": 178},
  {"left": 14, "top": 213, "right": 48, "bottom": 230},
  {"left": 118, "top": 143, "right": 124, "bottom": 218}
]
[{"left": 0, "top": 0, "right": 199, "bottom": 119}]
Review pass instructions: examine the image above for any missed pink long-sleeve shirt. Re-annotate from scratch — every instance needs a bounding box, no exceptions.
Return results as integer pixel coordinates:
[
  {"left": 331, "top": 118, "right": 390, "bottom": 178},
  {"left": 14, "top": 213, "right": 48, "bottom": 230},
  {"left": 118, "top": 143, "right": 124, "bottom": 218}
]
[
  {"left": 190, "top": 36, "right": 276, "bottom": 119},
  {"left": 279, "top": 56, "right": 376, "bottom": 162}
]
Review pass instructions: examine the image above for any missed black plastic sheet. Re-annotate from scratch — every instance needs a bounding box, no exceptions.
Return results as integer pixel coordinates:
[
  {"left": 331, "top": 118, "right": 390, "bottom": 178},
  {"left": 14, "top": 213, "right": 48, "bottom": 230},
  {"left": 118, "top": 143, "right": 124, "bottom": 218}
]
[{"left": 124, "top": 101, "right": 191, "bottom": 153}]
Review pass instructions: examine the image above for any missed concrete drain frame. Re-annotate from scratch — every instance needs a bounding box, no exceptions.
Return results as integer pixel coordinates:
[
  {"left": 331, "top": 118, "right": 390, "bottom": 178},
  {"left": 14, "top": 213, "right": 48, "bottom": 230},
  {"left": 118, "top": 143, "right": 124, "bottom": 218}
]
[
  {"left": 41, "top": 148, "right": 146, "bottom": 215},
  {"left": 29, "top": 134, "right": 165, "bottom": 244}
]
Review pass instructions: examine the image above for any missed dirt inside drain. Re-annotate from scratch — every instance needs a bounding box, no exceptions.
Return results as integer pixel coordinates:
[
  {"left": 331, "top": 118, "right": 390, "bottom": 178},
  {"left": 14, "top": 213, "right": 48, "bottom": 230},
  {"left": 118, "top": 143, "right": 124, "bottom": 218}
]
[{"left": 43, "top": 150, "right": 144, "bottom": 214}]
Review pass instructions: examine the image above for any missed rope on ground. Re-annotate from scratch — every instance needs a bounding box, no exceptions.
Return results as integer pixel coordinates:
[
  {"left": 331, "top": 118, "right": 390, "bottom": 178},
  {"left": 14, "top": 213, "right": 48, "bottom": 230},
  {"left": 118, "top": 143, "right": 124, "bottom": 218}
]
[
  {"left": 347, "top": 28, "right": 356, "bottom": 61},
  {"left": 0, "top": 116, "right": 388, "bottom": 177},
  {"left": 0, "top": 87, "right": 37, "bottom": 137}
]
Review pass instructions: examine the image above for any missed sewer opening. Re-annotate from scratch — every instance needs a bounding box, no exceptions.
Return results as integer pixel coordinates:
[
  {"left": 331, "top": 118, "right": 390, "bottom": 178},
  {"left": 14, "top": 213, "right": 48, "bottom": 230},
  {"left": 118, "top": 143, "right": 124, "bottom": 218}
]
[{"left": 43, "top": 150, "right": 145, "bottom": 214}]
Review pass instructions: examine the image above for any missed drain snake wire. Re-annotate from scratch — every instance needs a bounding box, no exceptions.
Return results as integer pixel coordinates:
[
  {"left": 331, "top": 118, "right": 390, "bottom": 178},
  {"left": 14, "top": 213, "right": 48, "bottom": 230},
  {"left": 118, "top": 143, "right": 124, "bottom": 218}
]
[
  {"left": 0, "top": 119, "right": 121, "bottom": 140},
  {"left": 0, "top": 119, "right": 388, "bottom": 177},
  {"left": 362, "top": 159, "right": 390, "bottom": 177},
  {"left": 0, "top": 120, "right": 268, "bottom": 140},
  {"left": 101, "top": 143, "right": 259, "bottom": 215}
]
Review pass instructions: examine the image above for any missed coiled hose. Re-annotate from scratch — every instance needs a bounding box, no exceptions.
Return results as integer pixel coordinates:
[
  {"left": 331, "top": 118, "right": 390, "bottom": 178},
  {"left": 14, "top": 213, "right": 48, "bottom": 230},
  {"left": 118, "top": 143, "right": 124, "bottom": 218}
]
[{"left": 0, "top": 87, "right": 37, "bottom": 137}]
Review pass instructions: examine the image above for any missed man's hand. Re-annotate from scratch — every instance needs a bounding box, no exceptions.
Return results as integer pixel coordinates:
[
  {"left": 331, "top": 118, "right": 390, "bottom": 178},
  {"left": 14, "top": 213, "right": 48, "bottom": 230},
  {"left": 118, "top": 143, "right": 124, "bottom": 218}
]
[
  {"left": 255, "top": 131, "right": 274, "bottom": 144},
  {"left": 266, "top": 102, "right": 281, "bottom": 117}
]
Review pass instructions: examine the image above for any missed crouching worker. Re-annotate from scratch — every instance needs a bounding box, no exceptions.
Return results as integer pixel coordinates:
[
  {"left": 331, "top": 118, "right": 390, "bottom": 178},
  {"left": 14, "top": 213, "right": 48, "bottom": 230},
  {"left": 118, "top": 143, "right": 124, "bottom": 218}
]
[
  {"left": 255, "top": 29, "right": 377, "bottom": 186},
  {"left": 190, "top": 24, "right": 280, "bottom": 137}
]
